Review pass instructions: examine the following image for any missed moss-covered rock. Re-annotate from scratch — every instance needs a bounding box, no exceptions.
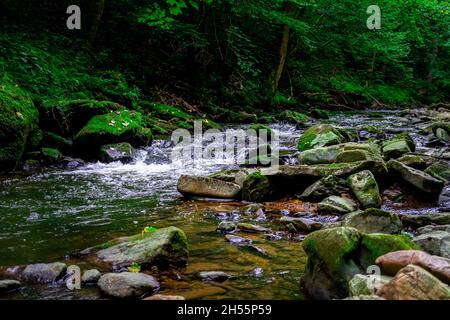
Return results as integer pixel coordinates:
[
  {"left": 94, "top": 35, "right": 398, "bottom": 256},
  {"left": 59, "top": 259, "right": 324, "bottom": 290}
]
[
  {"left": 297, "top": 124, "right": 354, "bottom": 151},
  {"left": 100, "top": 142, "right": 134, "bottom": 163},
  {"left": 298, "top": 175, "right": 349, "bottom": 201},
  {"left": 347, "top": 170, "right": 381, "bottom": 208},
  {"left": 317, "top": 196, "right": 357, "bottom": 215},
  {"left": 382, "top": 133, "right": 415, "bottom": 158},
  {"left": 301, "top": 227, "right": 363, "bottom": 299},
  {"left": 0, "top": 81, "right": 39, "bottom": 171},
  {"left": 241, "top": 171, "right": 274, "bottom": 202},
  {"left": 359, "top": 233, "right": 419, "bottom": 269},
  {"left": 42, "top": 131, "right": 73, "bottom": 154},
  {"left": 93, "top": 226, "right": 189, "bottom": 270},
  {"left": 397, "top": 154, "right": 427, "bottom": 170},
  {"left": 431, "top": 122, "right": 450, "bottom": 142},
  {"left": 74, "top": 110, "right": 152, "bottom": 156},
  {"left": 278, "top": 110, "right": 309, "bottom": 125},
  {"left": 424, "top": 161, "right": 450, "bottom": 183},
  {"left": 310, "top": 108, "right": 329, "bottom": 119}
]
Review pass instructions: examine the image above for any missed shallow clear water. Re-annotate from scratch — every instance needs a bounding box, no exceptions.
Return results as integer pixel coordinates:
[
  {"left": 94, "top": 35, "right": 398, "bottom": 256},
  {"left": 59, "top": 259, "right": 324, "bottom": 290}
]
[{"left": 0, "top": 110, "right": 441, "bottom": 299}]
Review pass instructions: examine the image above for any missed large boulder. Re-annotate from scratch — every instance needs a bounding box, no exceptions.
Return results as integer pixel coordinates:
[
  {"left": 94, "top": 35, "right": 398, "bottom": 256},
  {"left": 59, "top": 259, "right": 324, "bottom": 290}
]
[
  {"left": 98, "top": 272, "right": 160, "bottom": 299},
  {"left": 358, "top": 233, "right": 418, "bottom": 269},
  {"left": 92, "top": 226, "right": 188, "bottom": 270},
  {"left": 375, "top": 250, "right": 450, "bottom": 285},
  {"left": 74, "top": 110, "right": 152, "bottom": 156},
  {"left": 424, "top": 161, "right": 450, "bottom": 183},
  {"left": 298, "top": 175, "right": 349, "bottom": 201},
  {"left": 377, "top": 264, "right": 450, "bottom": 300},
  {"left": 317, "top": 196, "right": 356, "bottom": 215},
  {"left": 301, "top": 227, "right": 363, "bottom": 299},
  {"left": 381, "top": 133, "right": 415, "bottom": 158},
  {"left": 344, "top": 208, "right": 402, "bottom": 234},
  {"left": 177, "top": 175, "right": 241, "bottom": 199},
  {"left": 21, "top": 262, "right": 67, "bottom": 284},
  {"left": 297, "top": 124, "right": 353, "bottom": 151},
  {"left": 298, "top": 144, "right": 342, "bottom": 165},
  {"left": 387, "top": 160, "right": 444, "bottom": 194},
  {"left": 0, "top": 81, "right": 39, "bottom": 171},
  {"left": 347, "top": 170, "right": 381, "bottom": 209},
  {"left": 439, "top": 186, "right": 450, "bottom": 212}
]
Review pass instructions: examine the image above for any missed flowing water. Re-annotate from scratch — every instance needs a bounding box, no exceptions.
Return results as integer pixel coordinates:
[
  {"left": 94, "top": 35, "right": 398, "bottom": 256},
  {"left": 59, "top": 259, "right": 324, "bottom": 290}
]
[{"left": 0, "top": 110, "right": 442, "bottom": 299}]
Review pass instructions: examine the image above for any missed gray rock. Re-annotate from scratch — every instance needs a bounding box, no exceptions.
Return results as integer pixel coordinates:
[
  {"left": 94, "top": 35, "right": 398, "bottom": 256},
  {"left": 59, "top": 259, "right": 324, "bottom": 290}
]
[
  {"left": 0, "top": 279, "right": 21, "bottom": 293},
  {"left": 347, "top": 170, "right": 381, "bottom": 209},
  {"left": 439, "top": 186, "right": 450, "bottom": 212},
  {"left": 349, "top": 274, "right": 392, "bottom": 297},
  {"left": 414, "top": 230, "right": 450, "bottom": 259},
  {"left": 382, "top": 133, "right": 415, "bottom": 158},
  {"left": 82, "top": 269, "right": 101, "bottom": 284},
  {"left": 298, "top": 175, "right": 349, "bottom": 202},
  {"left": 225, "top": 234, "right": 252, "bottom": 246},
  {"left": 401, "top": 213, "right": 450, "bottom": 227},
  {"left": 98, "top": 272, "right": 160, "bottom": 299},
  {"left": 177, "top": 175, "right": 241, "bottom": 199},
  {"left": 317, "top": 196, "right": 357, "bottom": 215},
  {"left": 344, "top": 208, "right": 402, "bottom": 234},
  {"left": 216, "top": 221, "right": 237, "bottom": 233},
  {"left": 199, "top": 271, "right": 232, "bottom": 282},
  {"left": 279, "top": 216, "right": 323, "bottom": 232},
  {"left": 21, "top": 262, "right": 67, "bottom": 284},
  {"left": 387, "top": 160, "right": 444, "bottom": 194},
  {"left": 100, "top": 142, "right": 134, "bottom": 163}
]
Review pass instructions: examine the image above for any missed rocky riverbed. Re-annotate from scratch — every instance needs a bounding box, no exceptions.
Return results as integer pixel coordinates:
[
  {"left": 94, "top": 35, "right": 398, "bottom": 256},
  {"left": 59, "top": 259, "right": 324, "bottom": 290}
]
[{"left": 1, "top": 107, "right": 449, "bottom": 300}]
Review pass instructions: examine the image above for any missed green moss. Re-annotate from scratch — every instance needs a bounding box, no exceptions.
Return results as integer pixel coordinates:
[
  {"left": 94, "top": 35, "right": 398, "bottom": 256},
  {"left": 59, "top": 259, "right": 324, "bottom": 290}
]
[
  {"left": 74, "top": 109, "right": 152, "bottom": 154},
  {"left": 297, "top": 124, "right": 350, "bottom": 151},
  {"left": 310, "top": 108, "right": 329, "bottom": 119},
  {"left": 241, "top": 171, "right": 273, "bottom": 201},
  {"left": 424, "top": 161, "right": 450, "bottom": 183},
  {"left": 278, "top": 110, "right": 309, "bottom": 124},
  {"left": 41, "top": 147, "right": 62, "bottom": 159},
  {"left": 359, "top": 233, "right": 419, "bottom": 268},
  {"left": 0, "top": 80, "right": 39, "bottom": 171},
  {"left": 42, "top": 131, "right": 73, "bottom": 153}
]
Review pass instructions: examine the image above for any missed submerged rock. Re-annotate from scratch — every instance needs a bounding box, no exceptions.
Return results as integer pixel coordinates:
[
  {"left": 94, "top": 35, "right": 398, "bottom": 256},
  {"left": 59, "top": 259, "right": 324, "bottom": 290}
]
[
  {"left": 98, "top": 272, "right": 160, "bottom": 299},
  {"left": 21, "top": 262, "right": 67, "bottom": 284},
  {"left": 225, "top": 234, "right": 252, "bottom": 246},
  {"left": 387, "top": 160, "right": 444, "bottom": 194},
  {"left": 298, "top": 175, "right": 349, "bottom": 201},
  {"left": 94, "top": 226, "right": 188, "bottom": 270},
  {"left": 377, "top": 264, "right": 450, "bottom": 300},
  {"left": 347, "top": 170, "right": 381, "bottom": 209},
  {"left": 177, "top": 175, "right": 241, "bottom": 199},
  {"left": 344, "top": 208, "right": 402, "bottom": 234},
  {"left": 199, "top": 271, "right": 232, "bottom": 282},
  {"left": 279, "top": 216, "right": 323, "bottom": 232},
  {"left": 100, "top": 142, "right": 134, "bottom": 163},
  {"left": 237, "top": 223, "right": 271, "bottom": 233},
  {"left": 216, "top": 221, "right": 237, "bottom": 233},
  {"left": 317, "top": 196, "right": 356, "bottom": 215}
]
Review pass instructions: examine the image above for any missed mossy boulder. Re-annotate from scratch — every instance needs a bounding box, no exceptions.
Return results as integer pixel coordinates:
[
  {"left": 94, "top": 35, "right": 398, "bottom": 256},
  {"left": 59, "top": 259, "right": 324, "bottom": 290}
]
[
  {"left": 301, "top": 227, "right": 363, "bottom": 299},
  {"left": 347, "top": 170, "right": 381, "bottom": 209},
  {"left": 0, "top": 82, "right": 39, "bottom": 171},
  {"left": 241, "top": 172, "right": 274, "bottom": 202},
  {"left": 382, "top": 133, "right": 415, "bottom": 158},
  {"left": 41, "top": 99, "right": 120, "bottom": 136},
  {"left": 424, "top": 161, "right": 450, "bottom": 183},
  {"left": 74, "top": 110, "right": 152, "bottom": 156},
  {"left": 93, "top": 226, "right": 188, "bottom": 270},
  {"left": 397, "top": 154, "right": 427, "bottom": 170},
  {"left": 42, "top": 132, "right": 73, "bottom": 154},
  {"left": 310, "top": 108, "right": 329, "bottom": 119},
  {"left": 344, "top": 208, "right": 402, "bottom": 234},
  {"left": 297, "top": 124, "right": 354, "bottom": 151},
  {"left": 359, "top": 233, "right": 419, "bottom": 269},
  {"left": 431, "top": 122, "right": 450, "bottom": 142}
]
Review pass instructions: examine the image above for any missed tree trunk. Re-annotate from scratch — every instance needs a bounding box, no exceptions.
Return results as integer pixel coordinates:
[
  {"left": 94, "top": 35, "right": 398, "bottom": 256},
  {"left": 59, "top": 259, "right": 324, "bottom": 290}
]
[
  {"left": 89, "top": 0, "right": 105, "bottom": 44},
  {"left": 272, "top": 23, "right": 290, "bottom": 93}
]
